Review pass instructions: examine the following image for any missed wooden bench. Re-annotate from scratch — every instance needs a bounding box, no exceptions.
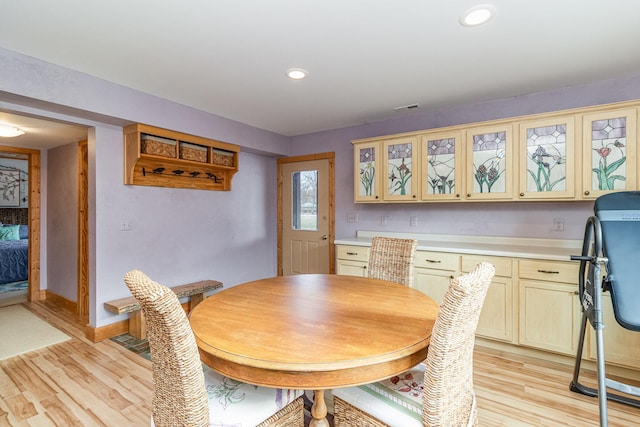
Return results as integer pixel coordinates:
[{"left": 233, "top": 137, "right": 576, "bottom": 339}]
[{"left": 104, "top": 279, "right": 223, "bottom": 339}]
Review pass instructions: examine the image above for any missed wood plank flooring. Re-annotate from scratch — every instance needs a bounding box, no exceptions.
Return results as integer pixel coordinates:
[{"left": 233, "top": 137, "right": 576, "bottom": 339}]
[{"left": 1, "top": 299, "right": 639, "bottom": 426}]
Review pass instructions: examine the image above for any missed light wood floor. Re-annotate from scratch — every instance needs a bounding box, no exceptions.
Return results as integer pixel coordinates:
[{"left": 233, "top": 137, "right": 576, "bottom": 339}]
[{"left": 1, "top": 300, "right": 639, "bottom": 426}]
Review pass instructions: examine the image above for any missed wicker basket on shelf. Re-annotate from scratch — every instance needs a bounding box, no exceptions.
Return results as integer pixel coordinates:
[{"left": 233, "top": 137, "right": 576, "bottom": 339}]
[
  {"left": 213, "top": 149, "right": 234, "bottom": 166},
  {"left": 179, "top": 142, "right": 208, "bottom": 163},
  {"left": 141, "top": 134, "right": 176, "bottom": 158}
]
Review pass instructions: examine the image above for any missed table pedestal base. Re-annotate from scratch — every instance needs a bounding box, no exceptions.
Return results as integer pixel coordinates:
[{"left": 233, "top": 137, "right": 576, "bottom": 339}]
[{"left": 310, "top": 390, "right": 330, "bottom": 427}]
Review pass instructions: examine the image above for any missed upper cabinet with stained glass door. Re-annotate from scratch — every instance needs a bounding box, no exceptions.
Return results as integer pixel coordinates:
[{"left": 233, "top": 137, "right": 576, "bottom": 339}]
[
  {"left": 581, "top": 107, "right": 637, "bottom": 199},
  {"left": 518, "top": 116, "right": 575, "bottom": 199},
  {"left": 465, "top": 124, "right": 514, "bottom": 200},
  {"left": 421, "top": 130, "right": 463, "bottom": 201},
  {"left": 353, "top": 141, "right": 383, "bottom": 202},
  {"left": 383, "top": 136, "right": 420, "bottom": 201}
]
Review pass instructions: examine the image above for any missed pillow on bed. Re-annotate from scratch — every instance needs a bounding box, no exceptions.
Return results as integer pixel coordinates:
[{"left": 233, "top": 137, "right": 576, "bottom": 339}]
[
  {"left": 0, "top": 225, "right": 20, "bottom": 241},
  {"left": 19, "top": 225, "right": 28, "bottom": 240}
]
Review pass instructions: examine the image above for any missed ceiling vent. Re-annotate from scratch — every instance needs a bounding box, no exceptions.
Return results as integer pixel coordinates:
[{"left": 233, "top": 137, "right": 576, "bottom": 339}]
[{"left": 393, "top": 103, "right": 420, "bottom": 112}]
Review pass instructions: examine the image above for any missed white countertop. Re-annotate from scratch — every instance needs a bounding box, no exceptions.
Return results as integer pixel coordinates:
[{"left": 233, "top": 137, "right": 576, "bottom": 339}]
[{"left": 335, "top": 231, "right": 583, "bottom": 262}]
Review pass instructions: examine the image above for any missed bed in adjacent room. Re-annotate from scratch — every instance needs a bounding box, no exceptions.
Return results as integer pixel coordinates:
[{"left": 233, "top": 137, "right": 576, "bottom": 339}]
[
  {"left": 0, "top": 224, "right": 28, "bottom": 284},
  {"left": 0, "top": 209, "right": 29, "bottom": 285}
]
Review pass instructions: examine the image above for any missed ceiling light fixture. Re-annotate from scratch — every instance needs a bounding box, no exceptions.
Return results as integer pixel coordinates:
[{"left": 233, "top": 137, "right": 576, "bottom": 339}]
[
  {"left": 286, "top": 68, "right": 308, "bottom": 80},
  {"left": 0, "top": 125, "right": 26, "bottom": 138},
  {"left": 460, "top": 4, "right": 496, "bottom": 27}
]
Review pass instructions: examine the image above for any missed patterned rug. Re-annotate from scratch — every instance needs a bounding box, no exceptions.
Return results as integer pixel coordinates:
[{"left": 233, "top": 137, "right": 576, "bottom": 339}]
[
  {"left": 0, "top": 280, "right": 28, "bottom": 294},
  {"left": 111, "top": 333, "right": 334, "bottom": 426}
]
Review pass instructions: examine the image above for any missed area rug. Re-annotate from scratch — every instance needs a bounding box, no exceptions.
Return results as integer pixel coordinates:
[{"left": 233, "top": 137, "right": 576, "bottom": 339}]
[
  {"left": 0, "top": 305, "right": 71, "bottom": 360},
  {"left": 0, "top": 280, "right": 28, "bottom": 294}
]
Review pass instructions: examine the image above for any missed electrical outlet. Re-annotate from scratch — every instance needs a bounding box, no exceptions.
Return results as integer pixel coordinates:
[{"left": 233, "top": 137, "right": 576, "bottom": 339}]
[
  {"left": 410, "top": 216, "right": 418, "bottom": 227},
  {"left": 379, "top": 216, "right": 389, "bottom": 226},
  {"left": 346, "top": 212, "right": 358, "bottom": 223},
  {"left": 553, "top": 218, "right": 564, "bottom": 231}
]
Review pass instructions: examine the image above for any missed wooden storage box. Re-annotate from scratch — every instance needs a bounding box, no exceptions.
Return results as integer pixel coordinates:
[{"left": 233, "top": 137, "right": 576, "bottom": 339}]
[
  {"left": 179, "top": 142, "right": 208, "bottom": 163},
  {"left": 213, "top": 149, "right": 234, "bottom": 166},
  {"left": 141, "top": 134, "right": 176, "bottom": 158}
]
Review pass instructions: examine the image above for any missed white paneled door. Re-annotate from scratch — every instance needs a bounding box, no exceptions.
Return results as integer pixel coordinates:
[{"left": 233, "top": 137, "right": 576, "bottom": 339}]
[{"left": 280, "top": 156, "right": 332, "bottom": 275}]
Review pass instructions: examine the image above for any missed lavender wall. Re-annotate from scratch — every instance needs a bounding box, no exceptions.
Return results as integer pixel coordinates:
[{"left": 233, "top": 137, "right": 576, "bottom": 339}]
[
  {"left": 1, "top": 47, "right": 283, "bottom": 327},
  {"left": 290, "top": 73, "right": 640, "bottom": 241},
  {"left": 47, "top": 143, "right": 78, "bottom": 300}
]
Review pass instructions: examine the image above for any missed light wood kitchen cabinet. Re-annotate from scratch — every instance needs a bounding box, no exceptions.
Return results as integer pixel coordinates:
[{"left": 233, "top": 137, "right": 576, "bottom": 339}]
[
  {"left": 335, "top": 245, "right": 369, "bottom": 277},
  {"left": 462, "top": 254, "right": 515, "bottom": 343},
  {"left": 413, "top": 251, "right": 460, "bottom": 303},
  {"left": 383, "top": 136, "right": 420, "bottom": 201},
  {"left": 518, "top": 115, "right": 576, "bottom": 199},
  {"left": 352, "top": 99, "right": 640, "bottom": 204},
  {"left": 588, "top": 294, "right": 640, "bottom": 370},
  {"left": 518, "top": 259, "right": 581, "bottom": 355},
  {"left": 420, "top": 130, "right": 464, "bottom": 201},
  {"left": 465, "top": 123, "right": 514, "bottom": 200},
  {"left": 580, "top": 107, "right": 638, "bottom": 199},
  {"left": 353, "top": 141, "right": 383, "bottom": 202}
]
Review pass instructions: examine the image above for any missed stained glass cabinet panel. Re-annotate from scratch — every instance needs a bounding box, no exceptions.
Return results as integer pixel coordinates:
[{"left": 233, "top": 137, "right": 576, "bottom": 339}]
[{"left": 581, "top": 108, "right": 637, "bottom": 199}]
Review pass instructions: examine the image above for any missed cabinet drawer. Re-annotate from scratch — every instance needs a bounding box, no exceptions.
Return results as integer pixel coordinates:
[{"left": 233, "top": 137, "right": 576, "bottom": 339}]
[
  {"left": 414, "top": 251, "right": 460, "bottom": 271},
  {"left": 336, "top": 245, "right": 370, "bottom": 262},
  {"left": 462, "top": 254, "right": 512, "bottom": 277},
  {"left": 519, "top": 259, "right": 578, "bottom": 284}
]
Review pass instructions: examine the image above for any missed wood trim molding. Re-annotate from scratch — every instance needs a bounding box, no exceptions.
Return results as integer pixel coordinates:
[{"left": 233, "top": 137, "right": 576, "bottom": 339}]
[
  {"left": 45, "top": 290, "right": 77, "bottom": 313},
  {"left": 0, "top": 145, "right": 41, "bottom": 301},
  {"left": 77, "top": 140, "right": 89, "bottom": 321}
]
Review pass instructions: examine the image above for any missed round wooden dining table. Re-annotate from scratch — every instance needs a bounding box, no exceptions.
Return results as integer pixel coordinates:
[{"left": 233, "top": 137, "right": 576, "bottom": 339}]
[{"left": 189, "top": 273, "right": 439, "bottom": 427}]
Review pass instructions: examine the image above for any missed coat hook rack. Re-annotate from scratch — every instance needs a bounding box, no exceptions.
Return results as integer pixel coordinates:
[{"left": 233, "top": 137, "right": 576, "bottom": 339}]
[{"left": 141, "top": 167, "right": 223, "bottom": 183}]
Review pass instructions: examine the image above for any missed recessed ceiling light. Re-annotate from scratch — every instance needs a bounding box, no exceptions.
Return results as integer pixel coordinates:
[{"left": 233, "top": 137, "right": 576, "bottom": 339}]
[
  {"left": 286, "top": 68, "right": 308, "bottom": 80},
  {"left": 460, "top": 4, "right": 496, "bottom": 27},
  {"left": 0, "top": 125, "right": 25, "bottom": 138}
]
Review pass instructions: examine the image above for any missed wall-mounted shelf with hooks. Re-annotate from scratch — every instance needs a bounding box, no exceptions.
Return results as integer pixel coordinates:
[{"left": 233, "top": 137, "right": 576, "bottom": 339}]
[{"left": 123, "top": 124, "right": 240, "bottom": 191}]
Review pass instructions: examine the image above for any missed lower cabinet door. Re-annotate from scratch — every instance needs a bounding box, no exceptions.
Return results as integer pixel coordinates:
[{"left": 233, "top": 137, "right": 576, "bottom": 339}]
[
  {"left": 476, "top": 276, "right": 514, "bottom": 343},
  {"left": 414, "top": 267, "right": 456, "bottom": 304},
  {"left": 519, "top": 279, "right": 581, "bottom": 355}
]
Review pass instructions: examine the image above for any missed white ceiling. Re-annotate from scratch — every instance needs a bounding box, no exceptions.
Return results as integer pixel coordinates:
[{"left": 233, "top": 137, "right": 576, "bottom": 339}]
[{"left": 1, "top": 0, "right": 640, "bottom": 142}]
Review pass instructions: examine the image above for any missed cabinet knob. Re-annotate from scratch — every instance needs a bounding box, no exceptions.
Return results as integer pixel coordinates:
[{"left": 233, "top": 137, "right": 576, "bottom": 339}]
[
  {"left": 584, "top": 191, "right": 590, "bottom": 196},
  {"left": 520, "top": 192, "right": 525, "bottom": 197},
  {"left": 375, "top": 195, "right": 379, "bottom": 199},
  {"left": 456, "top": 194, "right": 460, "bottom": 198},
  {"left": 466, "top": 194, "right": 471, "bottom": 197},
  {"left": 412, "top": 194, "right": 416, "bottom": 198}
]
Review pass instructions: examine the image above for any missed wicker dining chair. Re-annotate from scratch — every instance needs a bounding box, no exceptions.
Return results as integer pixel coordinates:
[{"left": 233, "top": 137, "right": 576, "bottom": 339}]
[
  {"left": 123, "top": 270, "right": 304, "bottom": 427},
  {"left": 332, "top": 261, "right": 495, "bottom": 427},
  {"left": 367, "top": 237, "right": 418, "bottom": 287}
]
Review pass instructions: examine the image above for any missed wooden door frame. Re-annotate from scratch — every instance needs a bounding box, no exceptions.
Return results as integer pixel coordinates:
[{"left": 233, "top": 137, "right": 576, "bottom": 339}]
[
  {"left": 77, "top": 140, "right": 89, "bottom": 321},
  {"left": 0, "top": 145, "right": 41, "bottom": 301},
  {"left": 277, "top": 152, "right": 335, "bottom": 276}
]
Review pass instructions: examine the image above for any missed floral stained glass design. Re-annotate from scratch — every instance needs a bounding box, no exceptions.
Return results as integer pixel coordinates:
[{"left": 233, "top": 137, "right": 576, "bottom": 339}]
[
  {"left": 472, "top": 132, "right": 506, "bottom": 193},
  {"left": 358, "top": 147, "right": 376, "bottom": 197},
  {"left": 591, "top": 117, "right": 627, "bottom": 191},
  {"left": 387, "top": 143, "right": 412, "bottom": 196},
  {"left": 525, "top": 124, "right": 567, "bottom": 193},
  {"left": 426, "top": 138, "right": 456, "bottom": 195}
]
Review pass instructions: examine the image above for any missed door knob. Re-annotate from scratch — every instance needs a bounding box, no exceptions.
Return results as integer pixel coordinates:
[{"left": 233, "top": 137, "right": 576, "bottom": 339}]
[{"left": 321, "top": 235, "right": 328, "bottom": 240}]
